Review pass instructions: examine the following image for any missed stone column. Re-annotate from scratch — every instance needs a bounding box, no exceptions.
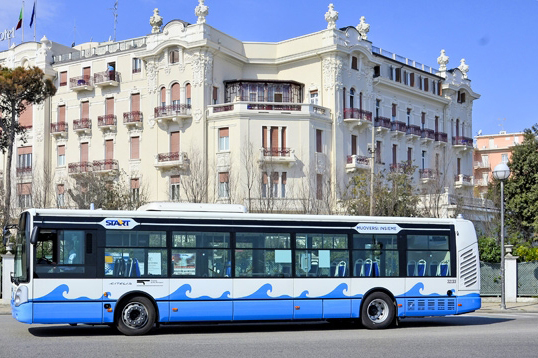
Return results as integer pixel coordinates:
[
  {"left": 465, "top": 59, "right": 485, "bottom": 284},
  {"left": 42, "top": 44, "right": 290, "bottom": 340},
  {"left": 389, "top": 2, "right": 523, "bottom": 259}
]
[
  {"left": 504, "top": 245, "right": 519, "bottom": 303},
  {"left": 1, "top": 253, "right": 15, "bottom": 304}
]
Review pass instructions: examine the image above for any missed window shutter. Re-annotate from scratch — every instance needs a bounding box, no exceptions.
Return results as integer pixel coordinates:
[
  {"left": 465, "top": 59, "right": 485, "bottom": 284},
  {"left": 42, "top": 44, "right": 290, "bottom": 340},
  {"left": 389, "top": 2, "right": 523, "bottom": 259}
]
[
  {"left": 351, "top": 56, "right": 358, "bottom": 70},
  {"left": 105, "top": 140, "right": 114, "bottom": 160},
  {"left": 58, "top": 145, "right": 65, "bottom": 156},
  {"left": 58, "top": 105, "right": 66, "bottom": 123},
  {"left": 60, "top": 71, "right": 67, "bottom": 86},
  {"left": 81, "top": 101, "right": 89, "bottom": 119},
  {"left": 83, "top": 67, "right": 91, "bottom": 81},
  {"left": 170, "top": 131, "right": 180, "bottom": 153},
  {"left": 219, "top": 127, "right": 229, "bottom": 138},
  {"left": 281, "top": 127, "right": 286, "bottom": 150},
  {"left": 171, "top": 83, "right": 180, "bottom": 102},
  {"left": 131, "top": 94, "right": 140, "bottom": 112},
  {"left": 130, "top": 136, "right": 140, "bottom": 160},
  {"left": 160, "top": 87, "right": 166, "bottom": 104},
  {"left": 18, "top": 183, "right": 32, "bottom": 195},
  {"left": 19, "top": 101, "right": 33, "bottom": 127},
  {"left": 262, "top": 172, "right": 268, "bottom": 185},
  {"left": 262, "top": 126, "right": 268, "bottom": 148},
  {"left": 410, "top": 73, "right": 415, "bottom": 87},
  {"left": 282, "top": 172, "right": 287, "bottom": 185},
  {"left": 186, "top": 83, "right": 191, "bottom": 100},
  {"left": 219, "top": 172, "right": 229, "bottom": 183},
  {"left": 80, "top": 143, "right": 89, "bottom": 162},
  {"left": 271, "top": 127, "right": 278, "bottom": 150},
  {"left": 395, "top": 68, "right": 401, "bottom": 82},
  {"left": 170, "top": 175, "right": 180, "bottom": 184},
  {"left": 57, "top": 184, "right": 65, "bottom": 194},
  {"left": 106, "top": 98, "right": 114, "bottom": 116},
  {"left": 131, "top": 178, "right": 140, "bottom": 189},
  {"left": 213, "top": 87, "right": 218, "bottom": 102},
  {"left": 18, "top": 146, "right": 32, "bottom": 155},
  {"left": 351, "top": 135, "right": 357, "bottom": 155},
  {"left": 424, "top": 78, "right": 429, "bottom": 92}
]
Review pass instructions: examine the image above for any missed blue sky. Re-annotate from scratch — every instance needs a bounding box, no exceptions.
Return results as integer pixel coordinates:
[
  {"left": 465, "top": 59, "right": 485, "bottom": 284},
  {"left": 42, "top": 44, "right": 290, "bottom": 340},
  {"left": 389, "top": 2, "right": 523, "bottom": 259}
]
[{"left": 1, "top": 0, "right": 537, "bottom": 135}]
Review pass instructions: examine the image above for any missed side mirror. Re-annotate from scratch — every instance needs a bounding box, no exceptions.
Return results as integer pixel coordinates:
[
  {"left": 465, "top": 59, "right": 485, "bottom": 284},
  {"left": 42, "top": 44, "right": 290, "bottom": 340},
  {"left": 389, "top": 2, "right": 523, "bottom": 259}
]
[
  {"left": 3, "top": 225, "right": 14, "bottom": 245},
  {"left": 30, "top": 226, "right": 40, "bottom": 245}
]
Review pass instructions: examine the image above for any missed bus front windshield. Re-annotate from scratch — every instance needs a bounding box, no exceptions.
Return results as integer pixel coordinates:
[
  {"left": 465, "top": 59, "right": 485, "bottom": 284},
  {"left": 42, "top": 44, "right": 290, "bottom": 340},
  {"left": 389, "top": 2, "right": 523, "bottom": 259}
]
[{"left": 13, "top": 213, "right": 29, "bottom": 284}]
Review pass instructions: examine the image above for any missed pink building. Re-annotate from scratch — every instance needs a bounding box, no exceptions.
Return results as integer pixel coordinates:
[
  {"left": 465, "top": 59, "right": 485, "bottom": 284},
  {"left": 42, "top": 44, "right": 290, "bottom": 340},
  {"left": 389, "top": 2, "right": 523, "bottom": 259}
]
[{"left": 473, "top": 131, "right": 524, "bottom": 195}]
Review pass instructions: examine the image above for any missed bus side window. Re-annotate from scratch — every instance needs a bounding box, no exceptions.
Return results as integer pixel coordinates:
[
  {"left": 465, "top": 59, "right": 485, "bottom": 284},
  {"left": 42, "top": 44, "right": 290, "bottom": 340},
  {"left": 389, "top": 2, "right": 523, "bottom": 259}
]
[{"left": 59, "top": 230, "right": 85, "bottom": 265}]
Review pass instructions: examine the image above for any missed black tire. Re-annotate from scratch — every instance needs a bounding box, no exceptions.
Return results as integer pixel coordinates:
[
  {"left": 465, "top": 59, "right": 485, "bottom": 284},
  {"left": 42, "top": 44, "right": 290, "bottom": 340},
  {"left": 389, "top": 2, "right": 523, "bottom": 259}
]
[
  {"left": 116, "top": 296, "right": 155, "bottom": 336},
  {"left": 361, "top": 292, "right": 395, "bottom": 329}
]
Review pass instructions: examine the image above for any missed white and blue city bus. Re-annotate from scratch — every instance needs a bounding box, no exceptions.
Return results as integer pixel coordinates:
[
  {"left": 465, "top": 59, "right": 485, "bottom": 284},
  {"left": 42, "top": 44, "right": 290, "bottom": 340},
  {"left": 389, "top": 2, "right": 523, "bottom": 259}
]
[{"left": 8, "top": 203, "right": 481, "bottom": 335}]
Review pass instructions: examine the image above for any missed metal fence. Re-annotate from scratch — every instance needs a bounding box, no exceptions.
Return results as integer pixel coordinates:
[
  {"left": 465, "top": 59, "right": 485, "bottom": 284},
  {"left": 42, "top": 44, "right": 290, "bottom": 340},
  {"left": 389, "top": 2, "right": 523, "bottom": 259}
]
[{"left": 481, "top": 261, "right": 538, "bottom": 297}]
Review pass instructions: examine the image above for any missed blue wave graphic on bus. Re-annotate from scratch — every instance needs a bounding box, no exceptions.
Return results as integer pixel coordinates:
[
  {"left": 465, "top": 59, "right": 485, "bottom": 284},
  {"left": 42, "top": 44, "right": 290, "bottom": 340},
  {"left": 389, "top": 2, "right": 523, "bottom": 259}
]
[
  {"left": 297, "top": 283, "right": 352, "bottom": 299},
  {"left": 34, "top": 284, "right": 105, "bottom": 301},
  {"left": 400, "top": 282, "right": 456, "bottom": 297},
  {"left": 168, "top": 284, "right": 231, "bottom": 301},
  {"left": 240, "top": 283, "right": 292, "bottom": 300}
]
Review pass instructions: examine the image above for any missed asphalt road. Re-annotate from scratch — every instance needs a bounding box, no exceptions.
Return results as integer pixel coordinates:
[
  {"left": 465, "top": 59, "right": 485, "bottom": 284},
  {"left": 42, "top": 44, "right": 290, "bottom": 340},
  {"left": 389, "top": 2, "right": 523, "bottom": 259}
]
[{"left": 1, "top": 313, "right": 537, "bottom": 358}]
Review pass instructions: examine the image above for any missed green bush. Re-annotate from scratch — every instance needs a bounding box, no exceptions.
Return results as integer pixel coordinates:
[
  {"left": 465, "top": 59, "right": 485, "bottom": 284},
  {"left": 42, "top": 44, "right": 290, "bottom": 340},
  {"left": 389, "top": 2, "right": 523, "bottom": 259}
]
[{"left": 478, "top": 237, "right": 501, "bottom": 263}]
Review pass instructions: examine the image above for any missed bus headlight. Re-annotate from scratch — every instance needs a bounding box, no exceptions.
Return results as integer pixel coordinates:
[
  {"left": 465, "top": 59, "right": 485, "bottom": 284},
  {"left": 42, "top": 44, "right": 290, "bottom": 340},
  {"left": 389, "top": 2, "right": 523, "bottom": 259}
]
[{"left": 14, "top": 286, "right": 28, "bottom": 307}]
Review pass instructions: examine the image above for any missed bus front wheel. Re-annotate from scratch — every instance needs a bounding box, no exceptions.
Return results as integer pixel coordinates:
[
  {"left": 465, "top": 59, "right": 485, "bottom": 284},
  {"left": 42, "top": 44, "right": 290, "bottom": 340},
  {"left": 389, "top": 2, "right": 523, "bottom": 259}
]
[
  {"left": 116, "top": 296, "right": 155, "bottom": 336},
  {"left": 361, "top": 292, "right": 395, "bottom": 329}
]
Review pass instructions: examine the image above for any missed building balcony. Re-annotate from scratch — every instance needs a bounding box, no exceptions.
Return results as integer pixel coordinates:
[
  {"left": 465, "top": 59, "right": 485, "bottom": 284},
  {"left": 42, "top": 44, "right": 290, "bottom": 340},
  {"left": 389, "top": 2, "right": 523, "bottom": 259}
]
[
  {"left": 70, "top": 76, "right": 94, "bottom": 91},
  {"left": 68, "top": 161, "right": 93, "bottom": 175},
  {"left": 389, "top": 163, "right": 409, "bottom": 173},
  {"left": 155, "top": 151, "right": 189, "bottom": 170},
  {"left": 259, "top": 147, "right": 297, "bottom": 167},
  {"left": 93, "top": 159, "right": 119, "bottom": 174},
  {"left": 421, "top": 129, "right": 435, "bottom": 142},
  {"left": 374, "top": 116, "right": 391, "bottom": 132},
  {"left": 344, "top": 108, "right": 372, "bottom": 130},
  {"left": 208, "top": 102, "right": 331, "bottom": 121},
  {"left": 406, "top": 125, "right": 422, "bottom": 137},
  {"left": 94, "top": 71, "right": 120, "bottom": 87},
  {"left": 475, "top": 178, "right": 489, "bottom": 187},
  {"left": 391, "top": 121, "right": 407, "bottom": 137},
  {"left": 97, "top": 115, "right": 117, "bottom": 131},
  {"left": 123, "top": 111, "right": 143, "bottom": 128},
  {"left": 346, "top": 155, "right": 370, "bottom": 172},
  {"left": 454, "top": 174, "right": 474, "bottom": 188},
  {"left": 154, "top": 104, "right": 191, "bottom": 125},
  {"left": 473, "top": 161, "right": 491, "bottom": 170},
  {"left": 435, "top": 131, "right": 448, "bottom": 145},
  {"left": 452, "top": 136, "right": 473, "bottom": 150},
  {"left": 51, "top": 122, "right": 68, "bottom": 137},
  {"left": 16, "top": 166, "right": 32, "bottom": 177},
  {"left": 73, "top": 118, "right": 91, "bottom": 134},
  {"left": 419, "top": 168, "right": 438, "bottom": 183}
]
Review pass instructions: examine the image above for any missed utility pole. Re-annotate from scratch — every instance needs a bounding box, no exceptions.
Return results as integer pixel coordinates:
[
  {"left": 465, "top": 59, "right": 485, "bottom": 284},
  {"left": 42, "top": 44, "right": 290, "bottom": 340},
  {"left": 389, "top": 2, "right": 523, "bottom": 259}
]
[{"left": 369, "top": 120, "right": 375, "bottom": 216}]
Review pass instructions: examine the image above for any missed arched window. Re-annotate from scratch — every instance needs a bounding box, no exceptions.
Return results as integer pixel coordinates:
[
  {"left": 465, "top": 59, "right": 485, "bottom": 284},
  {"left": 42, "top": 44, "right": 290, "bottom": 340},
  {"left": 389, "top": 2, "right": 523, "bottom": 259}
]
[
  {"left": 160, "top": 87, "right": 166, "bottom": 107},
  {"left": 349, "top": 88, "right": 355, "bottom": 109},
  {"left": 171, "top": 83, "right": 180, "bottom": 106},
  {"left": 185, "top": 83, "right": 191, "bottom": 106}
]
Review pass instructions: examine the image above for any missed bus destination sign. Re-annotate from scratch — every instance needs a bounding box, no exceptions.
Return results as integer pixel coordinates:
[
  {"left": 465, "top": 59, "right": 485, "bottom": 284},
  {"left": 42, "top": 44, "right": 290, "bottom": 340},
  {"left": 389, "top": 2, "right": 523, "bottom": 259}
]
[{"left": 354, "top": 223, "right": 401, "bottom": 234}]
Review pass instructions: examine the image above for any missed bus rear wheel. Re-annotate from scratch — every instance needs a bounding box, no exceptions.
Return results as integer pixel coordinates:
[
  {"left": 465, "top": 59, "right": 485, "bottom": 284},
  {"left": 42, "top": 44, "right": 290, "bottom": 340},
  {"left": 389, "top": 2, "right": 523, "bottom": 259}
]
[
  {"left": 361, "top": 292, "right": 395, "bottom": 329},
  {"left": 116, "top": 296, "right": 155, "bottom": 336}
]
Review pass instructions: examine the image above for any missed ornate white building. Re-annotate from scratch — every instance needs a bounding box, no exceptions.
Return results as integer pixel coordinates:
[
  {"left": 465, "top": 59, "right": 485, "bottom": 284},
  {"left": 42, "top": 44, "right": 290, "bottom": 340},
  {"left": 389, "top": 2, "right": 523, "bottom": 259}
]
[{"left": 0, "top": 2, "right": 480, "bottom": 215}]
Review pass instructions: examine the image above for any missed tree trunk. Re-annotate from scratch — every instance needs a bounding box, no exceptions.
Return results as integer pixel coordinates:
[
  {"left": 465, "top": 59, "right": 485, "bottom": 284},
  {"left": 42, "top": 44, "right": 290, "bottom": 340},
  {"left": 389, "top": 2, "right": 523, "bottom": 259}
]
[{"left": 2, "top": 109, "right": 16, "bottom": 226}]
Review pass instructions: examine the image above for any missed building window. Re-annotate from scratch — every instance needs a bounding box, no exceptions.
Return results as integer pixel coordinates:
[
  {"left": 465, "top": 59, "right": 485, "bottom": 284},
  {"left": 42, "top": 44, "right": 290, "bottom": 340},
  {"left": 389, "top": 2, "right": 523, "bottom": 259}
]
[
  {"left": 219, "top": 127, "right": 229, "bottom": 151},
  {"left": 403, "top": 70, "right": 408, "bottom": 85},
  {"left": 421, "top": 112, "right": 426, "bottom": 130},
  {"left": 57, "top": 184, "right": 65, "bottom": 207},
  {"left": 375, "top": 99, "right": 381, "bottom": 118},
  {"left": 351, "top": 56, "right": 358, "bottom": 70},
  {"left": 310, "top": 90, "right": 318, "bottom": 105},
  {"left": 170, "top": 175, "right": 180, "bottom": 201},
  {"left": 131, "top": 178, "right": 140, "bottom": 203},
  {"left": 218, "top": 172, "right": 230, "bottom": 198},
  {"left": 132, "top": 58, "right": 142, "bottom": 73},
  {"left": 262, "top": 172, "right": 268, "bottom": 198},
  {"left": 351, "top": 135, "right": 357, "bottom": 156},
  {"left": 316, "top": 129, "right": 322, "bottom": 153},
  {"left": 373, "top": 65, "right": 380, "bottom": 77},
  {"left": 270, "top": 172, "right": 279, "bottom": 198},
  {"left": 349, "top": 88, "right": 355, "bottom": 108},
  {"left": 186, "top": 83, "right": 192, "bottom": 106},
  {"left": 424, "top": 77, "right": 429, "bottom": 92},
  {"left": 169, "top": 49, "right": 179, "bottom": 64},
  {"left": 57, "top": 145, "right": 66, "bottom": 166},
  {"left": 281, "top": 172, "right": 287, "bottom": 198},
  {"left": 213, "top": 86, "right": 218, "bottom": 105},
  {"left": 376, "top": 141, "right": 382, "bottom": 164},
  {"left": 130, "top": 136, "right": 140, "bottom": 160},
  {"left": 406, "top": 109, "right": 411, "bottom": 126},
  {"left": 392, "top": 104, "right": 397, "bottom": 122},
  {"left": 17, "top": 147, "right": 32, "bottom": 171},
  {"left": 501, "top": 153, "right": 508, "bottom": 163},
  {"left": 17, "top": 183, "right": 32, "bottom": 208},
  {"left": 407, "top": 147, "right": 412, "bottom": 165},
  {"left": 421, "top": 151, "right": 426, "bottom": 170},
  {"left": 316, "top": 174, "right": 323, "bottom": 200},
  {"left": 60, "top": 71, "right": 67, "bottom": 87},
  {"left": 160, "top": 87, "right": 166, "bottom": 107},
  {"left": 171, "top": 83, "right": 180, "bottom": 106},
  {"left": 457, "top": 90, "right": 466, "bottom": 103}
]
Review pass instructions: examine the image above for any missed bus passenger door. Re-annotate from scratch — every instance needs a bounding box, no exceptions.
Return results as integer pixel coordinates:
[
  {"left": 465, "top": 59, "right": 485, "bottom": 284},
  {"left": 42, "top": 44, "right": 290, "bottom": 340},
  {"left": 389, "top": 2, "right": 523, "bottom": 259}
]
[{"left": 33, "top": 229, "right": 102, "bottom": 324}]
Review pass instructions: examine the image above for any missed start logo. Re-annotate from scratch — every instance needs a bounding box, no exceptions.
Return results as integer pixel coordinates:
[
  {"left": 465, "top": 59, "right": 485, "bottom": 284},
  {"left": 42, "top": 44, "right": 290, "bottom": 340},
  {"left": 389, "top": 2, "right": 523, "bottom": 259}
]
[{"left": 99, "top": 218, "right": 139, "bottom": 230}]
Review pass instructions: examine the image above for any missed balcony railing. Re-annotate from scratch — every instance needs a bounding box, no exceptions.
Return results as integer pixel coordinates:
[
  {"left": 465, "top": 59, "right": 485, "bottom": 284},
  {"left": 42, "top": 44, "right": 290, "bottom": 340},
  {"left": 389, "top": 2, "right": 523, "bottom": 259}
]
[
  {"left": 70, "top": 75, "right": 93, "bottom": 90},
  {"left": 391, "top": 121, "right": 407, "bottom": 133},
  {"left": 123, "top": 111, "right": 143, "bottom": 124},
  {"left": 374, "top": 116, "right": 391, "bottom": 129},
  {"left": 406, "top": 125, "right": 421, "bottom": 136},
  {"left": 263, "top": 147, "right": 291, "bottom": 157},
  {"left": 68, "top": 162, "right": 93, "bottom": 174},
  {"left": 419, "top": 169, "right": 438, "bottom": 179},
  {"left": 452, "top": 136, "right": 473, "bottom": 147},
  {"left": 98, "top": 114, "right": 117, "bottom": 127},
  {"left": 346, "top": 155, "right": 370, "bottom": 172},
  {"left": 344, "top": 108, "right": 372, "bottom": 121},
  {"left": 51, "top": 122, "right": 68, "bottom": 133},
  {"left": 154, "top": 104, "right": 191, "bottom": 118},
  {"left": 421, "top": 129, "right": 435, "bottom": 140},
  {"left": 390, "top": 163, "right": 409, "bottom": 172},
  {"left": 158, "top": 152, "right": 182, "bottom": 162},
  {"left": 93, "top": 159, "right": 119, "bottom": 172},
  {"left": 16, "top": 166, "right": 32, "bottom": 176},
  {"left": 454, "top": 174, "right": 473, "bottom": 185},
  {"left": 435, "top": 131, "right": 448, "bottom": 143},
  {"left": 247, "top": 103, "right": 301, "bottom": 111},
  {"left": 94, "top": 71, "right": 121, "bottom": 86},
  {"left": 213, "top": 104, "right": 234, "bottom": 113},
  {"left": 474, "top": 161, "right": 490, "bottom": 169},
  {"left": 73, "top": 118, "right": 91, "bottom": 131}
]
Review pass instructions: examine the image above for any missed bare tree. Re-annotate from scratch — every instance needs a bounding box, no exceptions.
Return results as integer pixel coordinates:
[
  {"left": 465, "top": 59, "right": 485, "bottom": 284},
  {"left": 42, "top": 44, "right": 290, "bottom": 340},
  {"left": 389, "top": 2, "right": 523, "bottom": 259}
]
[{"left": 181, "top": 147, "right": 208, "bottom": 203}]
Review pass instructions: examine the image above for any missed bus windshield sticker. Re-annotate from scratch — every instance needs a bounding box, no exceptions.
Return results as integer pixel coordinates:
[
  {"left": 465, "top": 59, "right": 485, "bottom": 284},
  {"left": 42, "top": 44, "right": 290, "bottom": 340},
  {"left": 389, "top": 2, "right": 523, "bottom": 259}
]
[
  {"left": 99, "top": 218, "right": 140, "bottom": 230},
  {"left": 354, "top": 223, "right": 401, "bottom": 234}
]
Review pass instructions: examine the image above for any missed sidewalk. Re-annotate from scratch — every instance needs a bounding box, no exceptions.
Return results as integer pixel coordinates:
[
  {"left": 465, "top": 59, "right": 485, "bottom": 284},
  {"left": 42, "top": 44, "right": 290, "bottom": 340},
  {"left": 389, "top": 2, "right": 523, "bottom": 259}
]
[{"left": 1, "top": 298, "right": 537, "bottom": 316}]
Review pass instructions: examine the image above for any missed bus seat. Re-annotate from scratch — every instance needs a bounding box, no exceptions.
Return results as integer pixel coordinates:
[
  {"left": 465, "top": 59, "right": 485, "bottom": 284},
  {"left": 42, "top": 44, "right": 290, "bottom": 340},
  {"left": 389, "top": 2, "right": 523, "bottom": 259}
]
[
  {"left": 362, "top": 258, "right": 373, "bottom": 277},
  {"left": 225, "top": 261, "right": 231, "bottom": 277},
  {"left": 281, "top": 266, "right": 291, "bottom": 277},
  {"left": 335, "top": 261, "right": 347, "bottom": 277},
  {"left": 373, "top": 259, "right": 380, "bottom": 277},
  {"left": 407, "top": 260, "right": 417, "bottom": 276},
  {"left": 439, "top": 260, "right": 450, "bottom": 276},
  {"left": 113, "top": 258, "right": 125, "bottom": 277},
  {"left": 124, "top": 259, "right": 133, "bottom": 277},
  {"left": 354, "top": 259, "right": 363, "bottom": 277},
  {"left": 131, "top": 258, "right": 141, "bottom": 277},
  {"left": 429, "top": 261, "right": 439, "bottom": 277},
  {"left": 417, "top": 259, "right": 427, "bottom": 277}
]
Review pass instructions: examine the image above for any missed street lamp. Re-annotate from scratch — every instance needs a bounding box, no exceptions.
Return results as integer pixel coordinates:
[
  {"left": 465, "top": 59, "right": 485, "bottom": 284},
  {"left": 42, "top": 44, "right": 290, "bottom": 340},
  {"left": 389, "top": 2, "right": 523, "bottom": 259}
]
[{"left": 492, "top": 162, "right": 510, "bottom": 310}]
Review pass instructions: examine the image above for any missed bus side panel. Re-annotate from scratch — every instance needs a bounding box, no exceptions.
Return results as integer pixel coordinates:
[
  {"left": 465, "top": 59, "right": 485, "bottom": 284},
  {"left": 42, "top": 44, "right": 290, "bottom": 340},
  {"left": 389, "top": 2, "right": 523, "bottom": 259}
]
[
  {"left": 233, "top": 279, "right": 293, "bottom": 320},
  {"left": 170, "top": 301, "right": 232, "bottom": 321},
  {"left": 33, "top": 279, "right": 104, "bottom": 323},
  {"left": 293, "top": 299, "right": 322, "bottom": 319},
  {"left": 33, "top": 302, "right": 103, "bottom": 323},
  {"left": 323, "top": 299, "right": 352, "bottom": 318},
  {"left": 403, "top": 278, "right": 457, "bottom": 316}
]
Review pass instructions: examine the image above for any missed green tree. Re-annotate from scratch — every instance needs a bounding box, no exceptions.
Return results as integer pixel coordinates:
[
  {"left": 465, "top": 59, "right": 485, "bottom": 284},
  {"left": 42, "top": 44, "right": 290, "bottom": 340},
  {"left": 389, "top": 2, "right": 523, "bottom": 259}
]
[
  {"left": 503, "top": 126, "right": 538, "bottom": 246},
  {"left": 477, "top": 236, "right": 501, "bottom": 263},
  {"left": 0, "top": 66, "right": 56, "bottom": 227}
]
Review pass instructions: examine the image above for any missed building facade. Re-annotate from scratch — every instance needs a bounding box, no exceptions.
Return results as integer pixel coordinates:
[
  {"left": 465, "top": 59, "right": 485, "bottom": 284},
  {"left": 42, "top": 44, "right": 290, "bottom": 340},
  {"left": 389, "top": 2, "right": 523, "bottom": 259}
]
[
  {"left": 0, "top": 3, "right": 480, "bottom": 216},
  {"left": 473, "top": 131, "right": 524, "bottom": 196}
]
